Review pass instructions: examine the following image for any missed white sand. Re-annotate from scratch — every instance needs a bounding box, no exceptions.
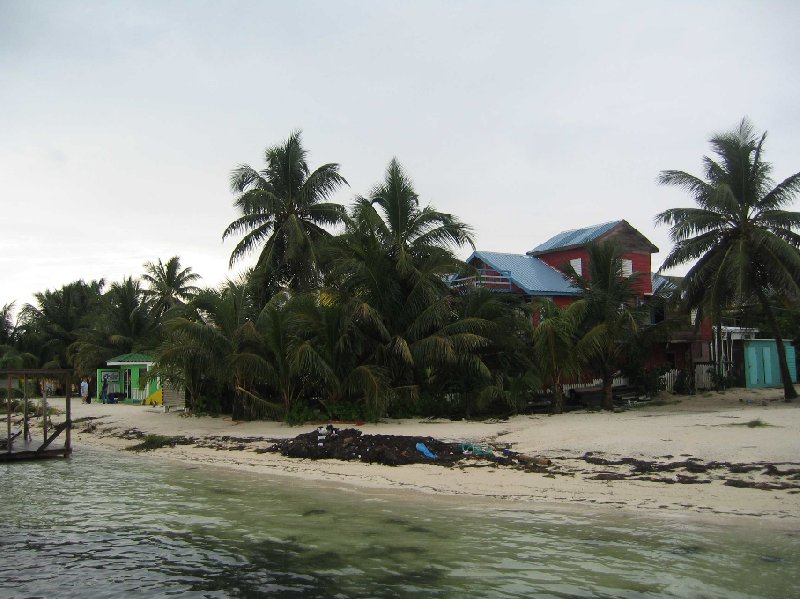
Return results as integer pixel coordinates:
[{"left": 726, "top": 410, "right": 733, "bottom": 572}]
[{"left": 47, "top": 387, "right": 800, "bottom": 524}]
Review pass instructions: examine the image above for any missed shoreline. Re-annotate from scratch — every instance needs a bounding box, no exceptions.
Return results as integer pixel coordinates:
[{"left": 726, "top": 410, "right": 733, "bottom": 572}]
[{"left": 55, "top": 388, "right": 800, "bottom": 525}]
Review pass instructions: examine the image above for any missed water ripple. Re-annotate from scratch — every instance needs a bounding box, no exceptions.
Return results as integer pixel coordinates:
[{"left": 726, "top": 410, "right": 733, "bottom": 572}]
[{"left": 1, "top": 447, "right": 799, "bottom": 598}]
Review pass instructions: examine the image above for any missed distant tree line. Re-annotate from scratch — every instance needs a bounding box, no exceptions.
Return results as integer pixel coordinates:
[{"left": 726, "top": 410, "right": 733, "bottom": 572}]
[{"left": 2, "top": 121, "right": 798, "bottom": 418}]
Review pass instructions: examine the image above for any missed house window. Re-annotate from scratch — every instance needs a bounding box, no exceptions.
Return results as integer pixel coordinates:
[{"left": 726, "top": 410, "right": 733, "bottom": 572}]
[
  {"left": 621, "top": 258, "right": 633, "bottom": 277},
  {"left": 570, "top": 258, "right": 582, "bottom": 277}
]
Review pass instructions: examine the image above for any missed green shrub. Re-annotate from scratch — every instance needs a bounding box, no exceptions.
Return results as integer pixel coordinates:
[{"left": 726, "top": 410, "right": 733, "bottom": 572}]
[{"left": 286, "top": 402, "right": 320, "bottom": 426}]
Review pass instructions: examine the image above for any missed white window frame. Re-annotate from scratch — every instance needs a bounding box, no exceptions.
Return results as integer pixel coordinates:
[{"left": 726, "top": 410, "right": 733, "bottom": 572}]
[
  {"left": 570, "top": 258, "right": 582, "bottom": 277},
  {"left": 621, "top": 258, "right": 633, "bottom": 278}
]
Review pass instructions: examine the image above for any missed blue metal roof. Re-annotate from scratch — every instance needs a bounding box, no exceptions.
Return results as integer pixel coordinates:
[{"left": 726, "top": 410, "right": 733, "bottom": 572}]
[
  {"left": 469, "top": 251, "right": 581, "bottom": 296},
  {"left": 652, "top": 273, "right": 678, "bottom": 297},
  {"left": 528, "top": 220, "right": 622, "bottom": 254}
]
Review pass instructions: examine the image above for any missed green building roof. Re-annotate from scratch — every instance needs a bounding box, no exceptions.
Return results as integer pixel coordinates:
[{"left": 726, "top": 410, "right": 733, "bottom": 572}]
[{"left": 106, "top": 352, "right": 155, "bottom": 364}]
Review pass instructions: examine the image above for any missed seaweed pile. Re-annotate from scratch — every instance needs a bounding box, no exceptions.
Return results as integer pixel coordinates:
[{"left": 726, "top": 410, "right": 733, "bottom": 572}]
[{"left": 263, "top": 426, "right": 464, "bottom": 466}]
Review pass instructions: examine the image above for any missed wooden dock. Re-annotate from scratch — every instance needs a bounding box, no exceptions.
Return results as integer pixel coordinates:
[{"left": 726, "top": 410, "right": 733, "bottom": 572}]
[{"left": 1, "top": 369, "right": 73, "bottom": 463}]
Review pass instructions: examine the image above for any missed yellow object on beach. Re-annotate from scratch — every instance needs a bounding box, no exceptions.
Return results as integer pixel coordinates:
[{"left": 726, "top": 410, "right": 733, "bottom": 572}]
[{"left": 144, "top": 389, "right": 163, "bottom": 406}]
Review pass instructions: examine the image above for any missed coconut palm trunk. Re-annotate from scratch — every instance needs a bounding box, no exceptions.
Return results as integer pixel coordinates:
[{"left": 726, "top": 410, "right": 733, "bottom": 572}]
[
  {"left": 755, "top": 286, "right": 797, "bottom": 400},
  {"left": 601, "top": 373, "right": 614, "bottom": 411}
]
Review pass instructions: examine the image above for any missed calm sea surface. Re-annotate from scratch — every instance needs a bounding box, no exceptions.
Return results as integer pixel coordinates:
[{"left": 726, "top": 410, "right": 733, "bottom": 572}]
[{"left": 1, "top": 447, "right": 798, "bottom": 598}]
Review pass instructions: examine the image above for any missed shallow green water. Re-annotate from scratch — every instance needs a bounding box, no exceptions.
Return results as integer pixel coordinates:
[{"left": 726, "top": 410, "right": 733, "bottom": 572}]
[{"left": 1, "top": 447, "right": 798, "bottom": 598}]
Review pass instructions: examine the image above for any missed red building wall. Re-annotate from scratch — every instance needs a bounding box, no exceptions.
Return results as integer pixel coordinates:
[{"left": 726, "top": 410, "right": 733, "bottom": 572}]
[
  {"left": 536, "top": 249, "right": 653, "bottom": 297},
  {"left": 536, "top": 248, "right": 587, "bottom": 274}
]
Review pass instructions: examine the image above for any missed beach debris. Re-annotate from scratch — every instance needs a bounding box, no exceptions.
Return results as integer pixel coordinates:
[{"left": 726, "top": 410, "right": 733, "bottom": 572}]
[
  {"left": 415, "top": 442, "right": 438, "bottom": 459},
  {"left": 125, "top": 434, "right": 194, "bottom": 451},
  {"left": 80, "top": 423, "right": 800, "bottom": 492},
  {"left": 266, "top": 428, "right": 462, "bottom": 466},
  {"left": 515, "top": 453, "right": 551, "bottom": 467},
  {"left": 461, "top": 442, "right": 494, "bottom": 457},
  {"left": 724, "top": 479, "right": 800, "bottom": 491}
]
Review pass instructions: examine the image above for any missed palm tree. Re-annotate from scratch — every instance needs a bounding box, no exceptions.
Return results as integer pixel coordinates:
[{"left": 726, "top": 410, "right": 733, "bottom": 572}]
[
  {"left": 329, "top": 160, "right": 481, "bottom": 410},
  {"left": 1, "top": 302, "right": 16, "bottom": 346},
  {"left": 656, "top": 118, "right": 800, "bottom": 400},
  {"left": 357, "top": 158, "right": 474, "bottom": 275},
  {"left": 21, "top": 279, "right": 105, "bottom": 368},
  {"left": 223, "top": 131, "right": 348, "bottom": 293},
  {"left": 439, "top": 289, "right": 537, "bottom": 417},
  {"left": 290, "top": 293, "right": 389, "bottom": 420},
  {"left": 142, "top": 256, "right": 201, "bottom": 318},
  {"left": 532, "top": 300, "right": 583, "bottom": 414},
  {"left": 572, "top": 242, "right": 648, "bottom": 410},
  {"left": 156, "top": 280, "right": 268, "bottom": 417},
  {"left": 254, "top": 292, "right": 305, "bottom": 418},
  {"left": 69, "top": 277, "right": 159, "bottom": 376},
  {"left": 0, "top": 302, "right": 37, "bottom": 369}
]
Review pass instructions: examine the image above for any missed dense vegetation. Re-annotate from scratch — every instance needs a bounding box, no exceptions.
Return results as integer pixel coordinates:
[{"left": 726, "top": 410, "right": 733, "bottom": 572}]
[{"left": 3, "top": 123, "right": 799, "bottom": 418}]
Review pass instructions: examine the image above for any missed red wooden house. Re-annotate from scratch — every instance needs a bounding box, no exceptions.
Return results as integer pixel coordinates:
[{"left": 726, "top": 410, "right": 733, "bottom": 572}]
[
  {"left": 457, "top": 220, "right": 658, "bottom": 303},
  {"left": 527, "top": 220, "right": 657, "bottom": 299},
  {"left": 453, "top": 219, "right": 712, "bottom": 371}
]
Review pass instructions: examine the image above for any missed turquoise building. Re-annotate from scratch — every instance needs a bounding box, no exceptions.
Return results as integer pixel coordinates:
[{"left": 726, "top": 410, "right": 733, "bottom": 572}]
[{"left": 743, "top": 340, "right": 797, "bottom": 389}]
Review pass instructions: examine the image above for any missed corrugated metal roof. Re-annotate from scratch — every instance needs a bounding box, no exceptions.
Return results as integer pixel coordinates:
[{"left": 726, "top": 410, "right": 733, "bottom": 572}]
[
  {"left": 528, "top": 220, "right": 622, "bottom": 254},
  {"left": 107, "top": 352, "right": 155, "bottom": 364},
  {"left": 470, "top": 251, "right": 581, "bottom": 296},
  {"left": 652, "top": 273, "right": 678, "bottom": 297}
]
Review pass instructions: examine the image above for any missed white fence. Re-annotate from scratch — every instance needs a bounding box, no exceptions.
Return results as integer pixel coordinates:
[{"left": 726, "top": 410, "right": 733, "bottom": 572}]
[
  {"left": 562, "top": 376, "right": 630, "bottom": 393},
  {"left": 660, "top": 364, "right": 720, "bottom": 393}
]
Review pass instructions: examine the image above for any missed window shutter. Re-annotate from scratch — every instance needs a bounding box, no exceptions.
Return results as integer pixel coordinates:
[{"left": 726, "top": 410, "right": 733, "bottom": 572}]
[
  {"left": 621, "top": 258, "right": 633, "bottom": 277},
  {"left": 570, "top": 258, "right": 582, "bottom": 277}
]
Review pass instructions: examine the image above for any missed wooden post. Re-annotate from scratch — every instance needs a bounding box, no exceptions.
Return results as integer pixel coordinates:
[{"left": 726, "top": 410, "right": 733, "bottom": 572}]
[
  {"left": 5, "top": 377, "right": 10, "bottom": 454},
  {"left": 65, "top": 376, "right": 71, "bottom": 452},
  {"left": 23, "top": 374, "right": 30, "bottom": 442},
  {"left": 42, "top": 380, "right": 48, "bottom": 443}
]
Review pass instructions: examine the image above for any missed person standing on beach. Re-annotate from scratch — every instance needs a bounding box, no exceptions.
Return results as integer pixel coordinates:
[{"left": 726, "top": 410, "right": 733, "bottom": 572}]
[
  {"left": 101, "top": 377, "right": 108, "bottom": 403},
  {"left": 80, "top": 378, "right": 90, "bottom": 404}
]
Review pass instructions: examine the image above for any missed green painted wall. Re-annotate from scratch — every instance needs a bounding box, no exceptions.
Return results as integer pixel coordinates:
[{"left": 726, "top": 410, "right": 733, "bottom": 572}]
[
  {"left": 96, "top": 363, "right": 160, "bottom": 402},
  {"left": 744, "top": 340, "right": 797, "bottom": 389}
]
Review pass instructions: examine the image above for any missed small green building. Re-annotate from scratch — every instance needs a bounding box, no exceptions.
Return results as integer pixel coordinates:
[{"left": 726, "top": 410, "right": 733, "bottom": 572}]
[
  {"left": 96, "top": 353, "right": 160, "bottom": 404},
  {"left": 743, "top": 340, "right": 797, "bottom": 389}
]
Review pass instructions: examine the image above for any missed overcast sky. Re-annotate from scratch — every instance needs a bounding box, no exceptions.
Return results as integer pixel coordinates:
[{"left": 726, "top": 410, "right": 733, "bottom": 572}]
[{"left": 2, "top": 0, "right": 799, "bottom": 314}]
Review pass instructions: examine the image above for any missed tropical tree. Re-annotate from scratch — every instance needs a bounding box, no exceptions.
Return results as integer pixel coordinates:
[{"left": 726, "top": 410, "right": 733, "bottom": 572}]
[
  {"left": 142, "top": 256, "right": 201, "bottom": 318},
  {"left": 21, "top": 279, "right": 105, "bottom": 368},
  {"left": 155, "top": 280, "right": 266, "bottom": 417},
  {"left": 572, "top": 242, "right": 648, "bottom": 410},
  {"left": 532, "top": 299, "right": 583, "bottom": 414},
  {"left": 0, "top": 302, "right": 36, "bottom": 369},
  {"left": 355, "top": 158, "right": 474, "bottom": 274},
  {"left": 329, "top": 159, "right": 481, "bottom": 410},
  {"left": 656, "top": 118, "right": 800, "bottom": 400},
  {"left": 290, "top": 293, "right": 389, "bottom": 420},
  {"left": 254, "top": 293, "right": 309, "bottom": 419},
  {"left": 68, "top": 277, "right": 159, "bottom": 376},
  {"left": 223, "top": 131, "right": 348, "bottom": 294},
  {"left": 442, "top": 289, "right": 537, "bottom": 417},
  {"left": 1, "top": 302, "right": 14, "bottom": 344}
]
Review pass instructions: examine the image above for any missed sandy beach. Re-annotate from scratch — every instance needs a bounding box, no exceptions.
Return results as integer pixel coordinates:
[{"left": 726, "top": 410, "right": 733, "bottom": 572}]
[{"left": 52, "top": 387, "right": 800, "bottom": 524}]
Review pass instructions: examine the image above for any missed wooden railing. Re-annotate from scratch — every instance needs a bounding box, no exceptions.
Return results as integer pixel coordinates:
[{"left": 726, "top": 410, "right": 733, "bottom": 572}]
[{"left": 449, "top": 269, "right": 513, "bottom": 292}]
